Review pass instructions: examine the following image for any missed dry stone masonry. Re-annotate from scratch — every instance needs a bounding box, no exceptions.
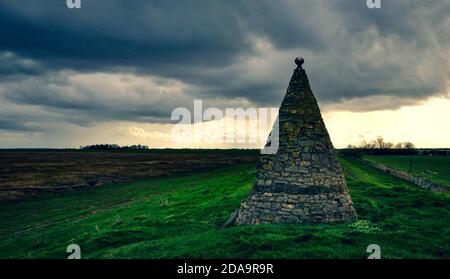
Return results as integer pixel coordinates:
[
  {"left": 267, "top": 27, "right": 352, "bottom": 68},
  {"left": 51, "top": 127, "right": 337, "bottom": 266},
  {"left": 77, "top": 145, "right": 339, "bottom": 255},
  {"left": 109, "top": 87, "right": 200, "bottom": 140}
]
[{"left": 235, "top": 57, "right": 357, "bottom": 225}]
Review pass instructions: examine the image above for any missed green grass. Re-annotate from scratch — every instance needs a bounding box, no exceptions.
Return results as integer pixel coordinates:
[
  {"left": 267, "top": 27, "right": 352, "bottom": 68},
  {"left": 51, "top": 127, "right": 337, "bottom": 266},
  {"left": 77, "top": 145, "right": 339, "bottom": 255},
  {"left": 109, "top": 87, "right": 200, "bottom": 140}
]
[
  {"left": 0, "top": 158, "right": 449, "bottom": 259},
  {"left": 364, "top": 155, "right": 450, "bottom": 187}
]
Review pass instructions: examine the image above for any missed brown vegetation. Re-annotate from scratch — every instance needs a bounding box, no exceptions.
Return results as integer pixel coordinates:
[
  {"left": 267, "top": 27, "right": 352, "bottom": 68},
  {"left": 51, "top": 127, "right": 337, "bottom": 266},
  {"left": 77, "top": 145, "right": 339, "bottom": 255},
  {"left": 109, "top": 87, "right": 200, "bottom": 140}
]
[{"left": 0, "top": 151, "right": 258, "bottom": 201}]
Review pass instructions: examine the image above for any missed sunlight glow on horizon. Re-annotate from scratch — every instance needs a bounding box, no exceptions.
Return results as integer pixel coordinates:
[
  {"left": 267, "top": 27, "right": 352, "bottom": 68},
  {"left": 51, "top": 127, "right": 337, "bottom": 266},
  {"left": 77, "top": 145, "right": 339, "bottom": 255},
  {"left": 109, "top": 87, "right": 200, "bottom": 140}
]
[
  {"left": 111, "top": 95, "right": 450, "bottom": 149},
  {"left": 324, "top": 96, "right": 450, "bottom": 148},
  {"left": 1, "top": 95, "right": 449, "bottom": 149}
]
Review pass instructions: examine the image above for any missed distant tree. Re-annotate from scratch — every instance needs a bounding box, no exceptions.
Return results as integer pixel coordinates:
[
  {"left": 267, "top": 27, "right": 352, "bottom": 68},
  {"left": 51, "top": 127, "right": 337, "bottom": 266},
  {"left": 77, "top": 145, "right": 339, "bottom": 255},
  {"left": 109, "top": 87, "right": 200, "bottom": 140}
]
[
  {"left": 346, "top": 137, "right": 415, "bottom": 150},
  {"left": 81, "top": 144, "right": 149, "bottom": 150},
  {"left": 393, "top": 142, "right": 416, "bottom": 149},
  {"left": 372, "top": 136, "right": 394, "bottom": 149},
  {"left": 359, "top": 140, "right": 376, "bottom": 149},
  {"left": 384, "top": 142, "right": 394, "bottom": 149},
  {"left": 403, "top": 142, "right": 415, "bottom": 149},
  {"left": 375, "top": 136, "right": 384, "bottom": 148}
]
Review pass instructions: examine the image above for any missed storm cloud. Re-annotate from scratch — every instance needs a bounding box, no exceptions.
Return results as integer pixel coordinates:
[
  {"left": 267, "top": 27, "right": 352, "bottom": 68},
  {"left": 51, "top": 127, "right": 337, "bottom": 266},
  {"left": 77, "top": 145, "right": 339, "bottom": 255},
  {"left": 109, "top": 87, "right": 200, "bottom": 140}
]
[{"left": 0, "top": 0, "right": 449, "bottom": 137}]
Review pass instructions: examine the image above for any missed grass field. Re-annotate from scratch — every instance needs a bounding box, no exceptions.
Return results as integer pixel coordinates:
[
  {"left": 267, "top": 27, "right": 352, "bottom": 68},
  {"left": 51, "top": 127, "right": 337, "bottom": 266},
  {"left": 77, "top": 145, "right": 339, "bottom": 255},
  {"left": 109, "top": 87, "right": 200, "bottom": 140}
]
[
  {"left": 364, "top": 155, "right": 450, "bottom": 186},
  {"left": 0, "top": 158, "right": 449, "bottom": 259}
]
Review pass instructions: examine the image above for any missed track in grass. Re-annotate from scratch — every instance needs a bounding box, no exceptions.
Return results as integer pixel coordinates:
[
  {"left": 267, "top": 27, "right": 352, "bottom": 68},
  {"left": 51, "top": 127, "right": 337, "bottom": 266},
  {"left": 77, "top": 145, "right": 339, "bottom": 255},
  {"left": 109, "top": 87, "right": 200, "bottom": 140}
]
[{"left": 364, "top": 155, "right": 450, "bottom": 187}]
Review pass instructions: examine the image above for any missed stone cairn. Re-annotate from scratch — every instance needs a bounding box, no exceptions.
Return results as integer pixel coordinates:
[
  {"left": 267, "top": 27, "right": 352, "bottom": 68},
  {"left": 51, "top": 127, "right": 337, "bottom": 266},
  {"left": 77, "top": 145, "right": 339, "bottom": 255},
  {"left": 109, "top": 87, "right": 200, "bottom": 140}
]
[{"left": 235, "top": 57, "right": 357, "bottom": 225}]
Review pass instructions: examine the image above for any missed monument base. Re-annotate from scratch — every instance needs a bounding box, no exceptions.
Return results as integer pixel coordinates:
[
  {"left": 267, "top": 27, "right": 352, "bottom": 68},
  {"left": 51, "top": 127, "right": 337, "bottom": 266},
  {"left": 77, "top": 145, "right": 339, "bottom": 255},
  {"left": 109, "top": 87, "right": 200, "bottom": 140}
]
[{"left": 235, "top": 191, "right": 357, "bottom": 225}]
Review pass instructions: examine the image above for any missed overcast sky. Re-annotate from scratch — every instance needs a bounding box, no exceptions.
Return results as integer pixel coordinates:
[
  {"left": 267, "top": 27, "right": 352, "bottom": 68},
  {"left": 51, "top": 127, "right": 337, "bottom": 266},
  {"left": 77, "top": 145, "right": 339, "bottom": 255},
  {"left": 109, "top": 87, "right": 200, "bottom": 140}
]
[{"left": 0, "top": 0, "right": 449, "bottom": 148}]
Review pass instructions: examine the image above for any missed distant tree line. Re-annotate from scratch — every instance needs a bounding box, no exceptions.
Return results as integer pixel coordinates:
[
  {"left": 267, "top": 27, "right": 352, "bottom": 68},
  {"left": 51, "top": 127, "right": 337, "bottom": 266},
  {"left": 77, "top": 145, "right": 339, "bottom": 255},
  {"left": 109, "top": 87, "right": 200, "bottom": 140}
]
[
  {"left": 80, "top": 144, "right": 149, "bottom": 150},
  {"left": 346, "top": 136, "right": 415, "bottom": 150},
  {"left": 340, "top": 136, "right": 418, "bottom": 157}
]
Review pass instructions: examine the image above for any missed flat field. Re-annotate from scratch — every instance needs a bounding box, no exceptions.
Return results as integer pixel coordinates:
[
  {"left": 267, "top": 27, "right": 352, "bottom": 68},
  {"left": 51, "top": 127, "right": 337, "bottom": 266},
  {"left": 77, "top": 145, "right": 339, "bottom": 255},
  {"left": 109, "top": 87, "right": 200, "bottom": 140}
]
[
  {"left": 0, "top": 155, "right": 448, "bottom": 259},
  {"left": 0, "top": 150, "right": 258, "bottom": 201}
]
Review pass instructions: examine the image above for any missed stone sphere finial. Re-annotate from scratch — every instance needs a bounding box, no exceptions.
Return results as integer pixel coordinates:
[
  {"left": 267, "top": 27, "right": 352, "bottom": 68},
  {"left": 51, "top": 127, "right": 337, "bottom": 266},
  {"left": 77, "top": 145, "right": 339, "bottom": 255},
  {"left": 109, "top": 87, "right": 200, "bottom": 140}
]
[{"left": 295, "top": 57, "right": 304, "bottom": 69}]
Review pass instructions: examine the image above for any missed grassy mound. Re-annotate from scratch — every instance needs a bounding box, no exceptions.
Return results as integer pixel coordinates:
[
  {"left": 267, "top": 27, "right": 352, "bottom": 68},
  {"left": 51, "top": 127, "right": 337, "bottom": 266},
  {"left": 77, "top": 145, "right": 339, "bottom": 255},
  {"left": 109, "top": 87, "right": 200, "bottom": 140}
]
[{"left": 0, "top": 158, "right": 448, "bottom": 259}]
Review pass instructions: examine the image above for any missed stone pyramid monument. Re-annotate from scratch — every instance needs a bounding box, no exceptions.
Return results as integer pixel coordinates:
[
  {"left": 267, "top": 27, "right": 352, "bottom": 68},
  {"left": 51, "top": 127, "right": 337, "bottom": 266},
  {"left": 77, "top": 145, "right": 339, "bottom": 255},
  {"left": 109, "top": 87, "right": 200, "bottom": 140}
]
[{"left": 235, "top": 57, "right": 357, "bottom": 225}]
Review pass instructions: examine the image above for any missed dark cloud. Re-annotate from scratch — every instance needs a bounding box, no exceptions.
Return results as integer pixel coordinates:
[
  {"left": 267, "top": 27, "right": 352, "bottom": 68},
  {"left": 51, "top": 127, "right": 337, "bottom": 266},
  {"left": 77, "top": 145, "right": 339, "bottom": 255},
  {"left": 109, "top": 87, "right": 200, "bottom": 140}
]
[
  {"left": 0, "top": 0, "right": 448, "bottom": 135},
  {"left": 0, "top": 0, "right": 254, "bottom": 70},
  {"left": 0, "top": 118, "right": 36, "bottom": 131},
  {"left": 0, "top": 72, "right": 191, "bottom": 126}
]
